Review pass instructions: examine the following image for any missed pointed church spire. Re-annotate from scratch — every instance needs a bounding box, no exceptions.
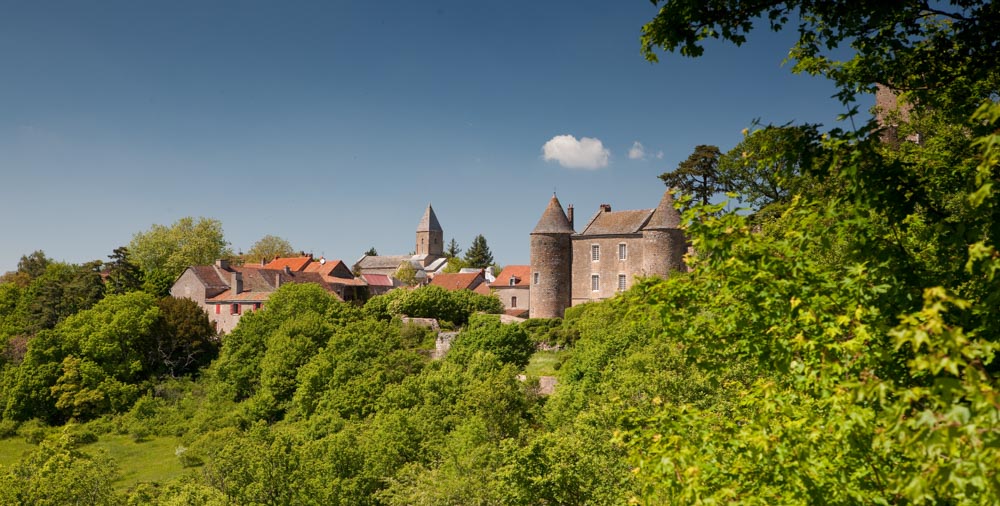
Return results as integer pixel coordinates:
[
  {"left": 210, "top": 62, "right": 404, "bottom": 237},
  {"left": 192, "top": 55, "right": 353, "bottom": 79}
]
[
  {"left": 532, "top": 195, "right": 575, "bottom": 234},
  {"left": 646, "top": 190, "right": 682, "bottom": 229},
  {"left": 416, "top": 204, "right": 443, "bottom": 232}
]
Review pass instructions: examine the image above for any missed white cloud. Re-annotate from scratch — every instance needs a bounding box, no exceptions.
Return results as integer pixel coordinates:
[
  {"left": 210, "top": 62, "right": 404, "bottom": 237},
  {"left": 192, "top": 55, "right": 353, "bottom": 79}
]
[
  {"left": 542, "top": 134, "right": 610, "bottom": 170},
  {"left": 656, "top": 150, "right": 664, "bottom": 159},
  {"left": 628, "top": 141, "right": 646, "bottom": 160}
]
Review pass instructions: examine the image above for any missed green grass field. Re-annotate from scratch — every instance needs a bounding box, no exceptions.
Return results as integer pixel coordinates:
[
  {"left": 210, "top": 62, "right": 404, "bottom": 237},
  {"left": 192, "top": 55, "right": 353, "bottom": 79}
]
[
  {"left": 0, "top": 437, "right": 35, "bottom": 466},
  {"left": 525, "top": 349, "right": 566, "bottom": 377},
  {"left": 0, "top": 433, "right": 192, "bottom": 491}
]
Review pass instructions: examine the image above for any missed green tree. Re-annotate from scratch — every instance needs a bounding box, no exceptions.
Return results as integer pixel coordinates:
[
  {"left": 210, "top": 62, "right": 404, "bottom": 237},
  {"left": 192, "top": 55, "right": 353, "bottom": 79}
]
[
  {"left": 364, "top": 247, "right": 378, "bottom": 257},
  {"left": 717, "top": 125, "right": 821, "bottom": 213},
  {"left": 103, "top": 246, "right": 143, "bottom": 295},
  {"left": 26, "top": 261, "right": 105, "bottom": 333},
  {"left": 658, "top": 144, "right": 723, "bottom": 207},
  {"left": 394, "top": 262, "right": 419, "bottom": 287},
  {"left": 462, "top": 235, "right": 494, "bottom": 269},
  {"left": 627, "top": 1, "right": 1000, "bottom": 502},
  {"left": 449, "top": 314, "right": 534, "bottom": 369},
  {"left": 245, "top": 234, "right": 294, "bottom": 264},
  {"left": 128, "top": 217, "right": 232, "bottom": 294},
  {"left": 441, "top": 257, "right": 469, "bottom": 274},
  {"left": 445, "top": 238, "right": 462, "bottom": 258},
  {"left": 16, "top": 250, "right": 51, "bottom": 280},
  {"left": 151, "top": 296, "right": 219, "bottom": 378}
]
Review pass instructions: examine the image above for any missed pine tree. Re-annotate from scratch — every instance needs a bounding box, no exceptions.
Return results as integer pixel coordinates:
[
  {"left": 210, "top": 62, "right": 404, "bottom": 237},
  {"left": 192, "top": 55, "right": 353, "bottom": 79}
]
[
  {"left": 445, "top": 238, "right": 461, "bottom": 258},
  {"left": 364, "top": 247, "right": 378, "bottom": 257},
  {"left": 462, "top": 235, "right": 494, "bottom": 269},
  {"left": 104, "top": 246, "right": 143, "bottom": 295},
  {"left": 659, "top": 145, "right": 723, "bottom": 206}
]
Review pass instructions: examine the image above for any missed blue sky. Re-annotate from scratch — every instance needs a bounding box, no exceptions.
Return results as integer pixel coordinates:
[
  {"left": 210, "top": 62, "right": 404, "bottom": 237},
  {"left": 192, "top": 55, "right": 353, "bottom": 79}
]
[{"left": 0, "top": 1, "right": 861, "bottom": 273}]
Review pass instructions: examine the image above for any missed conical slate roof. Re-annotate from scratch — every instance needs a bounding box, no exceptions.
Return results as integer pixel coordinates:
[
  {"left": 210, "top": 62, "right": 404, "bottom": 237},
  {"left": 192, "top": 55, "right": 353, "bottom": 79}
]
[
  {"left": 532, "top": 195, "right": 575, "bottom": 234},
  {"left": 416, "top": 204, "right": 443, "bottom": 232},
  {"left": 645, "top": 190, "right": 682, "bottom": 229}
]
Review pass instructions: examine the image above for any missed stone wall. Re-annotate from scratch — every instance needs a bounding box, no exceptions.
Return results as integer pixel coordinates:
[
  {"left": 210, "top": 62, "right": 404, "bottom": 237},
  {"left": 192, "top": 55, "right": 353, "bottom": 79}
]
[
  {"left": 494, "top": 285, "right": 529, "bottom": 313},
  {"left": 571, "top": 235, "right": 645, "bottom": 305}
]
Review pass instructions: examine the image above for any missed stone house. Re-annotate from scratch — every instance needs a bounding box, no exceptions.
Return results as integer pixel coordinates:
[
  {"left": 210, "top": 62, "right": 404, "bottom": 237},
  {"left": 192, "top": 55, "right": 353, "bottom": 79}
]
[
  {"left": 171, "top": 259, "right": 342, "bottom": 333},
  {"left": 529, "top": 190, "right": 686, "bottom": 318},
  {"left": 490, "top": 265, "right": 530, "bottom": 317}
]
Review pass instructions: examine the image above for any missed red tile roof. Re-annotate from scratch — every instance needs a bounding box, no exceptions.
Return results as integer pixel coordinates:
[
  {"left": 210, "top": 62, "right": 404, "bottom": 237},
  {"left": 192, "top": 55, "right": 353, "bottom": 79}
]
[
  {"left": 491, "top": 265, "right": 531, "bottom": 288},
  {"left": 430, "top": 271, "right": 485, "bottom": 291},
  {"left": 362, "top": 274, "right": 394, "bottom": 287},
  {"left": 263, "top": 256, "right": 313, "bottom": 272}
]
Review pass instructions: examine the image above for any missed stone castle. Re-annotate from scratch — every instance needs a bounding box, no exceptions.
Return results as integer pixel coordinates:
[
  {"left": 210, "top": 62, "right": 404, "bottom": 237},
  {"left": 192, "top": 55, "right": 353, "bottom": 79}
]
[{"left": 529, "top": 190, "right": 686, "bottom": 318}]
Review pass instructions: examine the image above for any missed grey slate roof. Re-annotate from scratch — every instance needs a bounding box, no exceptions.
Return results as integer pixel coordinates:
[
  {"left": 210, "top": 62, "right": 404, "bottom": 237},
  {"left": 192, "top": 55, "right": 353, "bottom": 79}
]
[
  {"left": 356, "top": 255, "right": 412, "bottom": 269},
  {"left": 645, "top": 190, "right": 682, "bottom": 229},
  {"left": 578, "top": 209, "right": 654, "bottom": 236},
  {"left": 416, "top": 204, "right": 443, "bottom": 232},
  {"left": 532, "top": 195, "right": 575, "bottom": 234}
]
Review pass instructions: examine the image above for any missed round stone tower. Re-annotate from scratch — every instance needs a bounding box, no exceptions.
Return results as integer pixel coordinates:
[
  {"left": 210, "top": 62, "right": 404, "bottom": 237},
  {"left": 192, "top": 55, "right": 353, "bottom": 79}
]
[
  {"left": 642, "top": 190, "right": 687, "bottom": 277},
  {"left": 530, "top": 194, "right": 574, "bottom": 319}
]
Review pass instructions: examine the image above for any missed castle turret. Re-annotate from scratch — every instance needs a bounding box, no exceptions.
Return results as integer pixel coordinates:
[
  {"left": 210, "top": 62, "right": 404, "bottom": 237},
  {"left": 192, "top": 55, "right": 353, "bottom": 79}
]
[
  {"left": 641, "top": 190, "right": 686, "bottom": 277},
  {"left": 530, "top": 194, "right": 574, "bottom": 318},
  {"left": 415, "top": 204, "right": 444, "bottom": 259}
]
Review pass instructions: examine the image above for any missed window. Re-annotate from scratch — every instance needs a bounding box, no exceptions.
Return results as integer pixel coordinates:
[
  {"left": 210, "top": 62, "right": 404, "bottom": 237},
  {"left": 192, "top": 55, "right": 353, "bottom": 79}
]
[
  {"left": 511, "top": 296, "right": 518, "bottom": 308},
  {"left": 591, "top": 274, "right": 600, "bottom": 291},
  {"left": 509, "top": 277, "right": 516, "bottom": 286},
  {"left": 215, "top": 304, "right": 221, "bottom": 315},
  {"left": 591, "top": 244, "right": 600, "bottom": 261},
  {"left": 619, "top": 243, "right": 627, "bottom": 260},
  {"left": 230, "top": 303, "right": 240, "bottom": 315},
  {"left": 618, "top": 274, "right": 627, "bottom": 292},
  {"left": 533, "top": 272, "right": 539, "bottom": 285},
  {"left": 253, "top": 302, "right": 262, "bottom": 311}
]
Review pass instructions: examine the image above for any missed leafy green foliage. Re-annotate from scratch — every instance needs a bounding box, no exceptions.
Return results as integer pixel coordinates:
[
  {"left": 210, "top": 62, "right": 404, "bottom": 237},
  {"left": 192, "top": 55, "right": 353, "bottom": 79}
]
[
  {"left": 151, "top": 296, "right": 218, "bottom": 378},
  {"left": 449, "top": 314, "right": 535, "bottom": 369},
  {"left": 128, "top": 217, "right": 232, "bottom": 295},
  {"left": 244, "top": 234, "right": 294, "bottom": 264},
  {"left": 718, "top": 125, "right": 821, "bottom": 214},
  {"left": 364, "top": 284, "right": 501, "bottom": 326},
  {"left": 0, "top": 429, "right": 119, "bottom": 505}
]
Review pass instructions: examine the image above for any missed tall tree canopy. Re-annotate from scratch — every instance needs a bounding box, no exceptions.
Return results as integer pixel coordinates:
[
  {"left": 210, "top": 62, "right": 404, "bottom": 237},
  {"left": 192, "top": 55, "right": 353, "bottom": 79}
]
[
  {"left": 462, "top": 235, "right": 494, "bottom": 269},
  {"left": 128, "top": 217, "right": 231, "bottom": 295},
  {"left": 659, "top": 144, "right": 723, "bottom": 206},
  {"left": 244, "top": 235, "right": 295, "bottom": 264},
  {"left": 445, "top": 238, "right": 462, "bottom": 258},
  {"left": 717, "top": 125, "right": 821, "bottom": 214},
  {"left": 103, "top": 247, "right": 142, "bottom": 296}
]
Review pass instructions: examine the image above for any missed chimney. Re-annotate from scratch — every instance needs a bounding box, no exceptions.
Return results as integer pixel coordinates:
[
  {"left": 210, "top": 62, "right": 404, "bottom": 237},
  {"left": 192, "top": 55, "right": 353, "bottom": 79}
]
[
  {"left": 216, "top": 259, "right": 230, "bottom": 270},
  {"left": 567, "top": 205, "right": 574, "bottom": 229},
  {"left": 231, "top": 271, "right": 243, "bottom": 295},
  {"left": 260, "top": 258, "right": 266, "bottom": 266},
  {"left": 600, "top": 204, "right": 611, "bottom": 212}
]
